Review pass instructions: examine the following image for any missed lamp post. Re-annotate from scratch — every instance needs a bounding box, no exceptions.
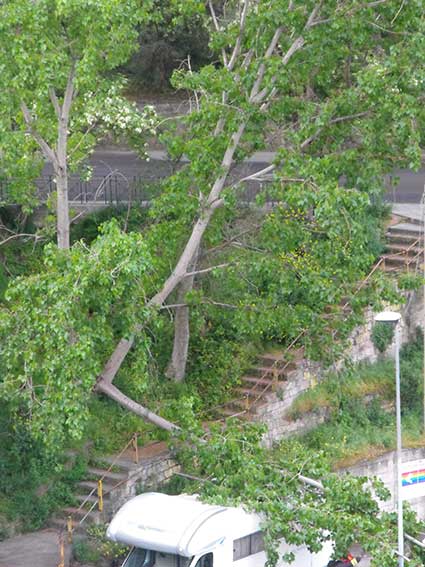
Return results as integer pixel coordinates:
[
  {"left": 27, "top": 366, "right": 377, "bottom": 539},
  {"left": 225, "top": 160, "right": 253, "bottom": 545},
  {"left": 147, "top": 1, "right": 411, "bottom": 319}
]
[{"left": 374, "top": 311, "right": 403, "bottom": 567}]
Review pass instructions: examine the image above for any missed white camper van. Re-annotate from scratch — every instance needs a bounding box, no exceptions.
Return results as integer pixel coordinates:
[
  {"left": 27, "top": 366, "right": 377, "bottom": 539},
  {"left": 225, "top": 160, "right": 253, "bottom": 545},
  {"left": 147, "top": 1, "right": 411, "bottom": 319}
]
[{"left": 107, "top": 492, "right": 333, "bottom": 567}]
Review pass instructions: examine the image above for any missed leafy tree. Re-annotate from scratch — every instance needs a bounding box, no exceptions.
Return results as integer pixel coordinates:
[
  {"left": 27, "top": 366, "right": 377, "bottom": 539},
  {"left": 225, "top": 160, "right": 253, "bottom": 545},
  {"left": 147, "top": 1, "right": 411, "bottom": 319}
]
[
  {"left": 2, "top": 0, "right": 425, "bottom": 440},
  {"left": 0, "top": 0, "right": 156, "bottom": 248},
  {"left": 103, "top": 0, "right": 425, "bottom": 382},
  {"left": 174, "top": 421, "right": 425, "bottom": 567}
]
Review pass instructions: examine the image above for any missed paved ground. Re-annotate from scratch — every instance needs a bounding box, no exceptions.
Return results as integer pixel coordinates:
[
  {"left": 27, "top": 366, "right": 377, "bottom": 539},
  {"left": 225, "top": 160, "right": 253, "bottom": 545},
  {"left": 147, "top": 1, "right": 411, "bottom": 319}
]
[
  {"left": 41, "top": 147, "right": 425, "bottom": 204},
  {"left": 0, "top": 529, "right": 69, "bottom": 567}
]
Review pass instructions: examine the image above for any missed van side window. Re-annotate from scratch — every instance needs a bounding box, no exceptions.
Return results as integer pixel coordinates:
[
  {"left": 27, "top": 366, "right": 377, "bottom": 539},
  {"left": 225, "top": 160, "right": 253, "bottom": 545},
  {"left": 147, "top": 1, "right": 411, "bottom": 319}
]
[
  {"left": 193, "top": 552, "right": 213, "bottom": 567},
  {"left": 233, "top": 531, "right": 265, "bottom": 561}
]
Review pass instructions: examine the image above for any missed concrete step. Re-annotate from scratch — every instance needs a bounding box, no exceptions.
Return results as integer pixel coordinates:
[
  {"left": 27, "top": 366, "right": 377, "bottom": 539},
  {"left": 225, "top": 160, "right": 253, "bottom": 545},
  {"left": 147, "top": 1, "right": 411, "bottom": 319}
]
[
  {"left": 386, "top": 232, "right": 421, "bottom": 245},
  {"left": 75, "top": 493, "right": 98, "bottom": 507},
  {"left": 218, "top": 406, "right": 251, "bottom": 419},
  {"left": 387, "top": 222, "right": 422, "bottom": 236},
  {"left": 77, "top": 480, "right": 115, "bottom": 496},
  {"left": 235, "top": 387, "right": 264, "bottom": 397},
  {"left": 381, "top": 254, "right": 411, "bottom": 265}
]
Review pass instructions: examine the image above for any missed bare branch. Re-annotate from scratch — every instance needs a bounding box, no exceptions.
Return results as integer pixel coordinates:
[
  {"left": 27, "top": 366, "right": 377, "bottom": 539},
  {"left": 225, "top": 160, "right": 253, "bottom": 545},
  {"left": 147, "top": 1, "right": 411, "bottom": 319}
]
[
  {"left": 0, "top": 232, "right": 43, "bottom": 247},
  {"left": 227, "top": 0, "right": 250, "bottom": 71},
  {"left": 49, "top": 88, "right": 61, "bottom": 119},
  {"left": 208, "top": 0, "right": 228, "bottom": 67},
  {"left": 20, "top": 101, "right": 57, "bottom": 164},
  {"left": 184, "top": 262, "right": 232, "bottom": 278}
]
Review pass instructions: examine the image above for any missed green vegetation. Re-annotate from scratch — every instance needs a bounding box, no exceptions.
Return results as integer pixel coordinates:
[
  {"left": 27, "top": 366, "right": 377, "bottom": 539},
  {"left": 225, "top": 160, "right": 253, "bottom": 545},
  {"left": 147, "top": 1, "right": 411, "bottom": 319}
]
[
  {"left": 371, "top": 322, "right": 395, "bottom": 353},
  {"left": 291, "top": 331, "right": 424, "bottom": 467},
  {"left": 1, "top": 1, "right": 425, "bottom": 565}
]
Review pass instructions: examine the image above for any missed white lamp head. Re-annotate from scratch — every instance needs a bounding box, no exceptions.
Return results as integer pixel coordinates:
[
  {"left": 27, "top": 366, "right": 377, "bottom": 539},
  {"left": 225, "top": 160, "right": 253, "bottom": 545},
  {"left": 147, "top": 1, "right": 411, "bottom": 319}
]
[{"left": 374, "top": 311, "right": 401, "bottom": 324}]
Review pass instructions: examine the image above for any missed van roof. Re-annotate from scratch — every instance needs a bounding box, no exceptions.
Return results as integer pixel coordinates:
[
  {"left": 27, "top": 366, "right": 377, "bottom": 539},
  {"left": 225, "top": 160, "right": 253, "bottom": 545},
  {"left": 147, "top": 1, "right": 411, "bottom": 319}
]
[{"left": 107, "top": 492, "right": 260, "bottom": 556}]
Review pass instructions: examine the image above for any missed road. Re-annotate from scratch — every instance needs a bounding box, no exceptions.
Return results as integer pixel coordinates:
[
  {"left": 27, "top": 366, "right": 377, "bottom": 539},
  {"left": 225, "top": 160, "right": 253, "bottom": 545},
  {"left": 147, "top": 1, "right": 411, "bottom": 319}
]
[
  {"left": 40, "top": 147, "right": 425, "bottom": 204},
  {"left": 86, "top": 148, "right": 425, "bottom": 203}
]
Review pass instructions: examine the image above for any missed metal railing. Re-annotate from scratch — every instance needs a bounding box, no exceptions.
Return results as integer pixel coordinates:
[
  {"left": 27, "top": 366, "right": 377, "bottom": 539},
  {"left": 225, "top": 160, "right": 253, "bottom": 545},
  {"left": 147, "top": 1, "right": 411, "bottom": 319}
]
[{"left": 0, "top": 174, "right": 167, "bottom": 206}]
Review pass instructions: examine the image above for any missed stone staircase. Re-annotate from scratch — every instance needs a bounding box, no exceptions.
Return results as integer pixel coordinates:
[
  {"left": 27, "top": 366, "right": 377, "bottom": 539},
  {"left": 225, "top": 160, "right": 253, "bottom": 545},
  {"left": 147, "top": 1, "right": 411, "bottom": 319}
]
[
  {"left": 216, "top": 212, "right": 424, "bottom": 422},
  {"left": 216, "top": 348, "right": 304, "bottom": 420},
  {"left": 381, "top": 218, "right": 423, "bottom": 273},
  {"left": 50, "top": 441, "right": 170, "bottom": 535}
]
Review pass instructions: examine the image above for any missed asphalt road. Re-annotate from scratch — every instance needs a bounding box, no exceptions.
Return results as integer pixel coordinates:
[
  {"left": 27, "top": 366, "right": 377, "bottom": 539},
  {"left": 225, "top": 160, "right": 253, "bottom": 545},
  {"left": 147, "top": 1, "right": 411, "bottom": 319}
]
[{"left": 43, "top": 148, "right": 425, "bottom": 204}]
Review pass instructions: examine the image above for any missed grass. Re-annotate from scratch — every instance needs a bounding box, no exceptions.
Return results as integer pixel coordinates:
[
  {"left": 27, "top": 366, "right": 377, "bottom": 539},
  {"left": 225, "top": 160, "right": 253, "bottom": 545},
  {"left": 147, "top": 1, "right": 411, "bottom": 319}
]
[
  {"left": 289, "top": 359, "right": 394, "bottom": 420},
  {"left": 294, "top": 332, "right": 425, "bottom": 469}
]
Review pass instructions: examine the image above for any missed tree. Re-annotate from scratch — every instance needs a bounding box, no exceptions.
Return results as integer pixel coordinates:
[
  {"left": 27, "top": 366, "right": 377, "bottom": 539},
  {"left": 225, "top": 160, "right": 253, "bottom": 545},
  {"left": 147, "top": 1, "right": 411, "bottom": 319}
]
[
  {"left": 97, "top": 0, "right": 425, "bottom": 385},
  {"left": 0, "top": 0, "right": 156, "bottom": 249},
  {"left": 1, "top": 0, "right": 425, "bottom": 439},
  {"left": 174, "top": 421, "right": 425, "bottom": 567}
]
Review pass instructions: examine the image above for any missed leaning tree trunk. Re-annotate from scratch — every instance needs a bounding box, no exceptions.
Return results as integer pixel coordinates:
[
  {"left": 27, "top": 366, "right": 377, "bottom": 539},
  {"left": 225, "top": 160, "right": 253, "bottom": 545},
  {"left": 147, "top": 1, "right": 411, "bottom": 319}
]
[
  {"left": 165, "top": 247, "right": 199, "bottom": 381},
  {"left": 95, "top": 380, "right": 179, "bottom": 432}
]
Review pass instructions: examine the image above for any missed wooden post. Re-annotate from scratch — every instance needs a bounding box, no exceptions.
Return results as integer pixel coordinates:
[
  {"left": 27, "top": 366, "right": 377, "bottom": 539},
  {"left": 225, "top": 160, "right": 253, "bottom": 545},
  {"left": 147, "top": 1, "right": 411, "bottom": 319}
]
[
  {"left": 132, "top": 433, "right": 139, "bottom": 464},
  {"left": 97, "top": 479, "right": 103, "bottom": 512},
  {"left": 66, "top": 516, "right": 73, "bottom": 544},
  {"left": 58, "top": 533, "right": 65, "bottom": 567}
]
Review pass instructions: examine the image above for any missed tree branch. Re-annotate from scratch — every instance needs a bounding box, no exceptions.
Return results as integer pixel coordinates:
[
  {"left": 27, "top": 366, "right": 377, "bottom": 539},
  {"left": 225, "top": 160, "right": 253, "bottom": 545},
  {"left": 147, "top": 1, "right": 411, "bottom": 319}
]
[
  {"left": 20, "top": 101, "right": 57, "bottom": 164},
  {"left": 208, "top": 0, "right": 228, "bottom": 67},
  {"left": 227, "top": 0, "right": 250, "bottom": 71},
  {"left": 184, "top": 262, "right": 232, "bottom": 278},
  {"left": 300, "top": 111, "right": 371, "bottom": 150},
  {"left": 49, "top": 88, "right": 61, "bottom": 119}
]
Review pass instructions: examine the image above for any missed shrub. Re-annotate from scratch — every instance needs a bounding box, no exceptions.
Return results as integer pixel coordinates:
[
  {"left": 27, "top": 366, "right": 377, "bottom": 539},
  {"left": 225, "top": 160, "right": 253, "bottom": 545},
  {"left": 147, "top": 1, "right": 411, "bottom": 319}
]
[{"left": 371, "top": 322, "right": 394, "bottom": 353}]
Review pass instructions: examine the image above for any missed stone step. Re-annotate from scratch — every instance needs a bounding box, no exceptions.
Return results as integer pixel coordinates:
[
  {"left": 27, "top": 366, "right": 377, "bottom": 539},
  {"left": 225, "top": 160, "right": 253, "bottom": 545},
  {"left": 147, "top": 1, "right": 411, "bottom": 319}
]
[
  {"left": 218, "top": 406, "right": 251, "bottom": 419},
  {"left": 386, "top": 231, "right": 421, "bottom": 245},
  {"left": 235, "top": 387, "right": 264, "bottom": 397},
  {"left": 387, "top": 222, "right": 422, "bottom": 236},
  {"left": 100, "top": 442, "right": 169, "bottom": 472},
  {"left": 75, "top": 493, "right": 98, "bottom": 507},
  {"left": 248, "top": 366, "right": 288, "bottom": 378},
  {"left": 385, "top": 244, "right": 423, "bottom": 257},
  {"left": 87, "top": 467, "right": 128, "bottom": 483},
  {"left": 381, "top": 254, "right": 411, "bottom": 265},
  {"left": 256, "top": 355, "right": 298, "bottom": 372},
  {"left": 241, "top": 375, "right": 275, "bottom": 386},
  {"left": 77, "top": 480, "right": 115, "bottom": 495}
]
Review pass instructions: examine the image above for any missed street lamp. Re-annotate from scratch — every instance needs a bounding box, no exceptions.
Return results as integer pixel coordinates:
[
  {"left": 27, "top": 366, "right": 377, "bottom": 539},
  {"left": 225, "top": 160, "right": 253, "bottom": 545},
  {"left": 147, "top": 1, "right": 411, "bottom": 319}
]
[{"left": 374, "top": 311, "right": 403, "bottom": 567}]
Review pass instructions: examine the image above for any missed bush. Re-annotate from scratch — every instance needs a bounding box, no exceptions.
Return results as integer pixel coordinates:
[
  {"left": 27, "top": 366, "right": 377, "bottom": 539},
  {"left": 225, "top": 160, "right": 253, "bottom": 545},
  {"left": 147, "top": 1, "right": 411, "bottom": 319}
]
[{"left": 371, "top": 322, "right": 394, "bottom": 353}]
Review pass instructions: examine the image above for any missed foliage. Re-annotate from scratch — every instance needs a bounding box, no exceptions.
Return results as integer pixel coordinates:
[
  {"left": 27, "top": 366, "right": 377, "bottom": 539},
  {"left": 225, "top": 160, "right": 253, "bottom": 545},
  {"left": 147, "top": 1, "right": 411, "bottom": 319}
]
[
  {"left": 124, "top": 0, "right": 211, "bottom": 91},
  {"left": 174, "top": 420, "right": 425, "bottom": 567},
  {"left": 0, "top": 0, "right": 157, "bottom": 209},
  {"left": 0, "top": 402, "right": 87, "bottom": 531},
  {"left": 0, "top": 221, "right": 155, "bottom": 447},
  {"left": 73, "top": 524, "right": 128, "bottom": 565},
  {"left": 371, "top": 322, "right": 395, "bottom": 353},
  {"left": 294, "top": 334, "right": 424, "bottom": 466}
]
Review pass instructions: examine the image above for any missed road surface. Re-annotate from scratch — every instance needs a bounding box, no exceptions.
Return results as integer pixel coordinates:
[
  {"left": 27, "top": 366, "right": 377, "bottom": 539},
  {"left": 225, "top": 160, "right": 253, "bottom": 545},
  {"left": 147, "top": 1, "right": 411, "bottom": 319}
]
[{"left": 84, "top": 148, "right": 425, "bottom": 203}]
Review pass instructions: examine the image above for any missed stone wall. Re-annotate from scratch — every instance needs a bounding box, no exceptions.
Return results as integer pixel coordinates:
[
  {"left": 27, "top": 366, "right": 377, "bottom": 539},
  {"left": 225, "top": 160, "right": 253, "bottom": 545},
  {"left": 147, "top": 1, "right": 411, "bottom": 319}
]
[{"left": 105, "top": 453, "right": 180, "bottom": 518}]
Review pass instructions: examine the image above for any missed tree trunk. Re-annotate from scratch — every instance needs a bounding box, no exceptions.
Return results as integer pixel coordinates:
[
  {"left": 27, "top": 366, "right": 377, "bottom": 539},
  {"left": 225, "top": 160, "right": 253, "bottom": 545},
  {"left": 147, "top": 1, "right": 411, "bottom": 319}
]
[
  {"left": 95, "top": 380, "right": 179, "bottom": 432},
  {"left": 56, "top": 166, "right": 70, "bottom": 249},
  {"left": 165, "top": 247, "right": 199, "bottom": 381}
]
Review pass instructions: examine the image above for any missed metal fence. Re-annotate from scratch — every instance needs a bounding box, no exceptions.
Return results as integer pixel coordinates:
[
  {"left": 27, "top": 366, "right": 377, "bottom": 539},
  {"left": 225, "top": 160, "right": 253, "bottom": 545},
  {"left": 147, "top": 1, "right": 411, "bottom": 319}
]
[
  {"left": 0, "top": 173, "right": 272, "bottom": 208},
  {"left": 0, "top": 174, "right": 169, "bottom": 206}
]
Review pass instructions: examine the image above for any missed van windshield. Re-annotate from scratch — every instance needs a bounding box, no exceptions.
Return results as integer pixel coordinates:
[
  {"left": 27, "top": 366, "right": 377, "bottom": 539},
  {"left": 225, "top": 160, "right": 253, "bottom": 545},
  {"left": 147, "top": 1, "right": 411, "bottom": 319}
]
[{"left": 124, "top": 548, "right": 192, "bottom": 567}]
